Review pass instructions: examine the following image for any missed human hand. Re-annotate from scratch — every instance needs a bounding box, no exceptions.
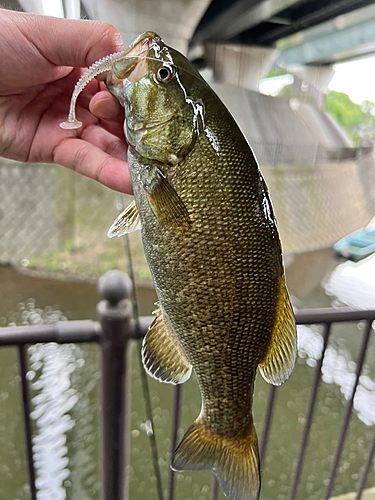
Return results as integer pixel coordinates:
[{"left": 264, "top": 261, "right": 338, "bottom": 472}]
[{"left": 0, "top": 9, "right": 130, "bottom": 193}]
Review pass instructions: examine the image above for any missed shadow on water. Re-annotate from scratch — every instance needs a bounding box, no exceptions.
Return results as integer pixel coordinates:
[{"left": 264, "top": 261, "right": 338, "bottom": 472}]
[{"left": 0, "top": 249, "right": 374, "bottom": 500}]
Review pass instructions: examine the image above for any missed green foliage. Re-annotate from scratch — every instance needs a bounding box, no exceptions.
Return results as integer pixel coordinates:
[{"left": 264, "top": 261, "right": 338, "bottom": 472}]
[
  {"left": 64, "top": 239, "right": 75, "bottom": 252},
  {"left": 266, "top": 67, "right": 289, "bottom": 78},
  {"left": 28, "top": 235, "right": 152, "bottom": 283},
  {"left": 325, "top": 90, "right": 375, "bottom": 141},
  {"left": 277, "top": 83, "right": 292, "bottom": 99}
]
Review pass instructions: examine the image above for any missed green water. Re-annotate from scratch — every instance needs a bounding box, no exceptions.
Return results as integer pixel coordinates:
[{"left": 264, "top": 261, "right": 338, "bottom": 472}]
[{"left": 0, "top": 250, "right": 374, "bottom": 500}]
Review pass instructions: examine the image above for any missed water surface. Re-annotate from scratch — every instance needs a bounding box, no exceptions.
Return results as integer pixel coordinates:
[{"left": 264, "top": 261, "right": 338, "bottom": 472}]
[{"left": 0, "top": 251, "right": 374, "bottom": 500}]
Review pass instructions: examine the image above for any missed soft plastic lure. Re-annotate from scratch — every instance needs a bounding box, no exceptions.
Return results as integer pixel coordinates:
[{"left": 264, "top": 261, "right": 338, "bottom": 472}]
[
  {"left": 60, "top": 32, "right": 156, "bottom": 130},
  {"left": 60, "top": 51, "right": 124, "bottom": 129}
]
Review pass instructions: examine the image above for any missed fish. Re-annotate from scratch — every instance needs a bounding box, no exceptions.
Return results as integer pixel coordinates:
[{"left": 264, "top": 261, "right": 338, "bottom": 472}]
[{"left": 61, "top": 32, "right": 297, "bottom": 500}]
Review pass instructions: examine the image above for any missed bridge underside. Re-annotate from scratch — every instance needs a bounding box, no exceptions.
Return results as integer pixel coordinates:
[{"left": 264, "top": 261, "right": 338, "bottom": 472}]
[
  {"left": 3, "top": 0, "right": 375, "bottom": 253},
  {"left": 7, "top": 0, "right": 375, "bottom": 67}
]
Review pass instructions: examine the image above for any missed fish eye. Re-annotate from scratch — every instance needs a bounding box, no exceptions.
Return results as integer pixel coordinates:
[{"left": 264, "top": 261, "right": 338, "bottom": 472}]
[{"left": 156, "top": 65, "right": 173, "bottom": 83}]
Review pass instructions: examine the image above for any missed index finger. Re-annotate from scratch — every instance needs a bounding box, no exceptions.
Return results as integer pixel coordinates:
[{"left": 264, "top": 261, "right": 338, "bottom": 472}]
[{"left": 12, "top": 10, "right": 124, "bottom": 68}]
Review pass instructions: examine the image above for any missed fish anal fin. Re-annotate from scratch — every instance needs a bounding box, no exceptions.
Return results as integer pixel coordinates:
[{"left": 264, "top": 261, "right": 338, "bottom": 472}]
[
  {"left": 172, "top": 418, "right": 260, "bottom": 500},
  {"left": 259, "top": 279, "right": 297, "bottom": 386},
  {"left": 142, "top": 305, "right": 192, "bottom": 384},
  {"left": 145, "top": 170, "right": 191, "bottom": 230},
  {"left": 107, "top": 200, "right": 141, "bottom": 238}
]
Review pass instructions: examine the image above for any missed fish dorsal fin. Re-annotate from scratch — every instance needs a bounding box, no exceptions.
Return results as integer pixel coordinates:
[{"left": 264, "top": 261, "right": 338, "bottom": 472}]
[
  {"left": 172, "top": 418, "right": 260, "bottom": 500},
  {"left": 107, "top": 200, "right": 141, "bottom": 238},
  {"left": 145, "top": 169, "right": 191, "bottom": 230},
  {"left": 259, "top": 279, "right": 297, "bottom": 386},
  {"left": 142, "top": 305, "right": 192, "bottom": 384}
]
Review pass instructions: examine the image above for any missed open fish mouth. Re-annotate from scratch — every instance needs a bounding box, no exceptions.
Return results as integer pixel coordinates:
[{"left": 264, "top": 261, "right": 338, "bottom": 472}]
[{"left": 108, "top": 32, "right": 158, "bottom": 82}]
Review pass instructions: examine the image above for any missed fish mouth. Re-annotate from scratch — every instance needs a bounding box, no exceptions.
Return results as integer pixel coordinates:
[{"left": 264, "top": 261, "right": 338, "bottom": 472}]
[{"left": 106, "top": 32, "right": 160, "bottom": 87}]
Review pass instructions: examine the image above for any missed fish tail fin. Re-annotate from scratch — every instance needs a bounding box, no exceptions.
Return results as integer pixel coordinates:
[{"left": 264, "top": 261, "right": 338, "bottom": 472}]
[{"left": 171, "top": 418, "right": 260, "bottom": 500}]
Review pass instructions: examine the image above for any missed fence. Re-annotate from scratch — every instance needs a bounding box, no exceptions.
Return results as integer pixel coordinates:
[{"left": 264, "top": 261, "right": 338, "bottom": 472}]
[
  {"left": 1, "top": 144, "right": 374, "bottom": 271},
  {"left": 250, "top": 142, "right": 373, "bottom": 169},
  {"left": 0, "top": 159, "right": 150, "bottom": 281},
  {"left": 0, "top": 270, "right": 374, "bottom": 500}
]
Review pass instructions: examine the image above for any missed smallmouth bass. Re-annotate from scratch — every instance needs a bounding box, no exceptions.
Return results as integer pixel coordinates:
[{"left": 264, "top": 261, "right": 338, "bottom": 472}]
[{"left": 61, "top": 32, "right": 297, "bottom": 500}]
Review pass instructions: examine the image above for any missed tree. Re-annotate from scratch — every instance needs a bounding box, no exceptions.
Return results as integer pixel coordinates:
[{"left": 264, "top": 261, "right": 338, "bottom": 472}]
[{"left": 325, "top": 91, "right": 375, "bottom": 141}]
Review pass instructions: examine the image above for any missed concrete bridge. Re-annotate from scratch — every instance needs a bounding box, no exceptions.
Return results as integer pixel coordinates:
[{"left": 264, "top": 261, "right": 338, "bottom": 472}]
[
  {"left": 6, "top": 0, "right": 375, "bottom": 89},
  {"left": 3, "top": 0, "right": 375, "bottom": 255}
]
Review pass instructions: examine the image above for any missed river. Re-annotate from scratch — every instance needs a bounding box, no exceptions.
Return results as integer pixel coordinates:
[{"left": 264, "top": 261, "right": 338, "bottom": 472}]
[{"left": 0, "top": 248, "right": 374, "bottom": 500}]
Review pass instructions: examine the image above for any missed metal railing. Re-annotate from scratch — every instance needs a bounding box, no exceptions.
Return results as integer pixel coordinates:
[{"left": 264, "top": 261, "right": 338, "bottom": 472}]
[{"left": 0, "top": 271, "right": 374, "bottom": 500}]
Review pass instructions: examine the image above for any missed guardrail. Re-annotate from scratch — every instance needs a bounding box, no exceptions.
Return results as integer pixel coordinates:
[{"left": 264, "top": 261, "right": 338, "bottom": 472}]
[{"left": 0, "top": 271, "right": 374, "bottom": 500}]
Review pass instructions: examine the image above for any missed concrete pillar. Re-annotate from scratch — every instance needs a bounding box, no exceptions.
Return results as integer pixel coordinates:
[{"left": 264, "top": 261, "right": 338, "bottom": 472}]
[
  {"left": 287, "top": 65, "right": 335, "bottom": 94},
  {"left": 17, "top": 0, "right": 78, "bottom": 18},
  {"left": 205, "top": 43, "right": 279, "bottom": 91},
  {"left": 18, "top": 0, "right": 63, "bottom": 16},
  {"left": 81, "top": 0, "right": 211, "bottom": 54},
  {"left": 62, "top": 0, "right": 80, "bottom": 19}
]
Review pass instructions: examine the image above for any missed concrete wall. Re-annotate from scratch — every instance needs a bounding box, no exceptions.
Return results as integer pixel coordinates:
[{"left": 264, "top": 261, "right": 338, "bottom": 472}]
[
  {"left": 205, "top": 43, "right": 278, "bottom": 91},
  {"left": 262, "top": 161, "right": 373, "bottom": 254},
  {"left": 211, "top": 83, "right": 374, "bottom": 254},
  {"left": 290, "top": 100, "right": 354, "bottom": 148},
  {"left": 0, "top": 160, "right": 61, "bottom": 262},
  {"left": 0, "top": 159, "right": 123, "bottom": 265}
]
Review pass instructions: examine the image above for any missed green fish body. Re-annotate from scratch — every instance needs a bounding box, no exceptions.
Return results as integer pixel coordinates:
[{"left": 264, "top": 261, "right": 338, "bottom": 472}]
[{"left": 107, "top": 32, "right": 297, "bottom": 500}]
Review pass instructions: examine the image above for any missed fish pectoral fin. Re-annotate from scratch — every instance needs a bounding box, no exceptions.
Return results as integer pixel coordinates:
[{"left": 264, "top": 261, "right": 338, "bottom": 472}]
[
  {"left": 172, "top": 418, "right": 260, "bottom": 500},
  {"left": 145, "top": 169, "right": 191, "bottom": 230},
  {"left": 142, "top": 305, "right": 192, "bottom": 384},
  {"left": 259, "top": 280, "right": 297, "bottom": 386},
  {"left": 107, "top": 200, "right": 141, "bottom": 238}
]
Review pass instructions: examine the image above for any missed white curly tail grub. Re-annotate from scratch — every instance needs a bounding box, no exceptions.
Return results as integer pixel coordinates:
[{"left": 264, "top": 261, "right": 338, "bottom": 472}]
[{"left": 60, "top": 51, "right": 124, "bottom": 129}]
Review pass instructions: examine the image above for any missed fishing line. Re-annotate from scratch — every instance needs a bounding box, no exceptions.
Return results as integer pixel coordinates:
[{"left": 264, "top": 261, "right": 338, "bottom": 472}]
[{"left": 115, "top": 192, "right": 164, "bottom": 500}]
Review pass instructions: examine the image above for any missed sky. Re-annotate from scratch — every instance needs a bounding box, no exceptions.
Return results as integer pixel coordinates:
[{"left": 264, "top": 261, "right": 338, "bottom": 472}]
[{"left": 329, "top": 55, "right": 375, "bottom": 105}]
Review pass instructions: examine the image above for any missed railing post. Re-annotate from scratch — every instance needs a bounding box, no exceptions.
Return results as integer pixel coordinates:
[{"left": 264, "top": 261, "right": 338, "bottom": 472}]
[{"left": 97, "top": 270, "right": 133, "bottom": 500}]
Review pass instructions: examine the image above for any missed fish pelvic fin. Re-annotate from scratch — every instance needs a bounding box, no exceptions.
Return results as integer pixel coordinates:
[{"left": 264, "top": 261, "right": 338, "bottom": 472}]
[
  {"left": 142, "top": 305, "right": 192, "bottom": 384},
  {"left": 107, "top": 200, "right": 141, "bottom": 238},
  {"left": 172, "top": 419, "right": 260, "bottom": 500},
  {"left": 259, "top": 278, "right": 297, "bottom": 386}
]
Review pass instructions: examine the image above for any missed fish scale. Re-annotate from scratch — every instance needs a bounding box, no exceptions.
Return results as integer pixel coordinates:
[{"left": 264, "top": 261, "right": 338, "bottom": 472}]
[
  {"left": 62, "top": 30, "right": 297, "bottom": 500},
  {"left": 138, "top": 125, "right": 275, "bottom": 429}
]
